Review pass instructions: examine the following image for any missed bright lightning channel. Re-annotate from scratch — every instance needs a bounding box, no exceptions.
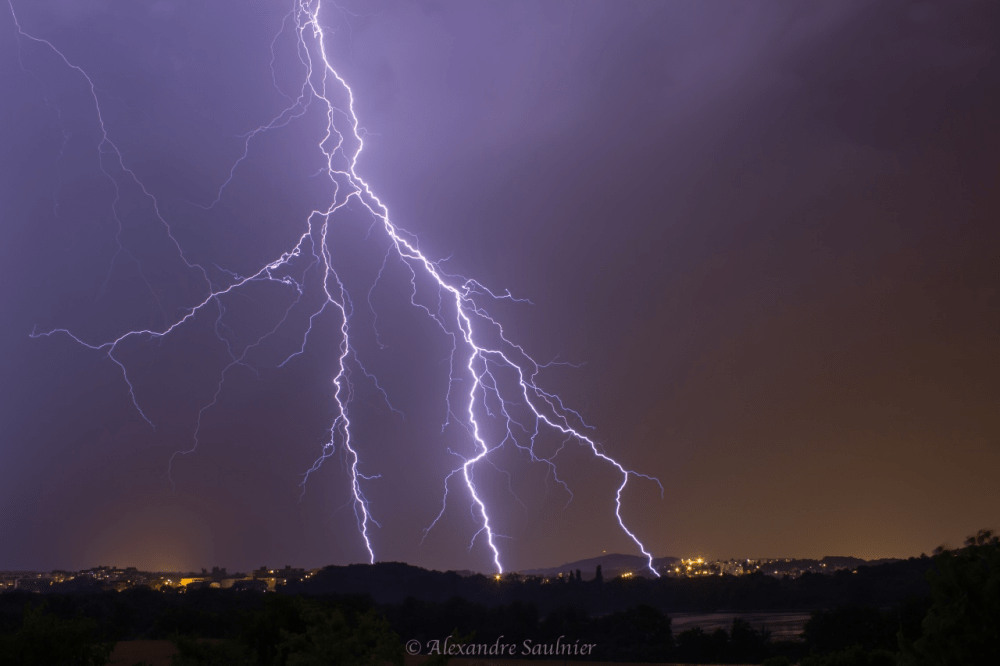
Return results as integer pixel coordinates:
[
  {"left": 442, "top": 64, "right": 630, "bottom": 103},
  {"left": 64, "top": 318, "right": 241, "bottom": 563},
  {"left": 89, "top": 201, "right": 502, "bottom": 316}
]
[{"left": 11, "top": 0, "right": 663, "bottom": 576}]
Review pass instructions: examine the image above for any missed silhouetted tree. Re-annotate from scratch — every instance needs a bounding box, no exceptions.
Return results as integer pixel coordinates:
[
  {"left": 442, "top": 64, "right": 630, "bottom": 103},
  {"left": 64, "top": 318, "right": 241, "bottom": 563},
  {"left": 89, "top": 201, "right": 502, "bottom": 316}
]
[
  {"left": 800, "top": 645, "right": 896, "bottom": 666},
  {"left": 763, "top": 657, "right": 792, "bottom": 666},
  {"left": 276, "top": 599, "right": 403, "bottom": 666},
  {"left": 803, "top": 607, "right": 896, "bottom": 654},
  {"left": 592, "top": 604, "right": 673, "bottom": 662},
  {"left": 0, "top": 603, "right": 114, "bottom": 666},
  {"left": 171, "top": 635, "right": 255, "bottom": 666},
  {"left": 728, "top": 617, "right": 770, "bottom": 663},
  {"left": 898, "top": 534, "right": 1000, "bottom": 665},
  {"left": 964, "top": 528, "right": 997, "bottom": 548},
  {"left": 594, "top": 565, "right": 603, "bottom": 584}
]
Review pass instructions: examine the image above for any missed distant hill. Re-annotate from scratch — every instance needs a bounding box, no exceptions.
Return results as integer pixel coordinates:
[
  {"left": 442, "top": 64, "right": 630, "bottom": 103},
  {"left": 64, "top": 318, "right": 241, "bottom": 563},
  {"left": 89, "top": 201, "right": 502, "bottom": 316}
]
[
  {"left": 520, "top": 553, "right": 679, "bottom": 580},
  {"left": 818, "top": 555, "right": 901, "bottom": 568},
  {"left": 288, "top": 556, "right": 934, "bottom": 614}
]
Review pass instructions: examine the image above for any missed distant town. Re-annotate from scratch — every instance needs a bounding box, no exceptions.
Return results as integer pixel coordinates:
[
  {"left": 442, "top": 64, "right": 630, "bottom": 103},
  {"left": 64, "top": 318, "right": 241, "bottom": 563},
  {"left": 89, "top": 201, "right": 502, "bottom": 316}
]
[
  {"left": 0, "top": 565, "right": 315, "bottom": 594},
  {"left": 1, "top": 553, "right": 897, "bottom": 594},
  {"left": 660, "top": 555, "right": 896, "bottom": 579}
]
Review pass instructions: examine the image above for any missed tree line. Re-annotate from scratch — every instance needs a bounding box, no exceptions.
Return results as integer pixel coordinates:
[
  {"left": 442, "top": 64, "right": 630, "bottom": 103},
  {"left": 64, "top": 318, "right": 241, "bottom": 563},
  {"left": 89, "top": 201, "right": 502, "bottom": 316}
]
[{"left": 1, "top": 530, "right": 997, "bottom": 665}]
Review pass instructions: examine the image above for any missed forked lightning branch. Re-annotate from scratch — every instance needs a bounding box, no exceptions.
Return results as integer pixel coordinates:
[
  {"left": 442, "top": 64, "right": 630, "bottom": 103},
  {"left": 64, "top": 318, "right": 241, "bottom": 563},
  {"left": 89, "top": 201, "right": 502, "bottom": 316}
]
[{"left": 11, "top": 0, "right": 662, "bottom": 575}]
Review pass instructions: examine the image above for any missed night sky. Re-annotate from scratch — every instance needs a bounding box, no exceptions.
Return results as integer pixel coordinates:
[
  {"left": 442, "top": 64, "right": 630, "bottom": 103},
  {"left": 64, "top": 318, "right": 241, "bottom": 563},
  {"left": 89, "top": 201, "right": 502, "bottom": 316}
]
[{"left": 1, "top": 1, "right": 998, "bottom": 575}]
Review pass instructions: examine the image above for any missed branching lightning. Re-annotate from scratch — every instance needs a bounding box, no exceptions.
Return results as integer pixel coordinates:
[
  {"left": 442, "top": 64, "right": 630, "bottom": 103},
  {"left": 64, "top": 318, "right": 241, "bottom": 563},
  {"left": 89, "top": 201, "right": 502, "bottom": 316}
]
[{"left": 11, "top": 0, "right": 663, "bottom": 575}]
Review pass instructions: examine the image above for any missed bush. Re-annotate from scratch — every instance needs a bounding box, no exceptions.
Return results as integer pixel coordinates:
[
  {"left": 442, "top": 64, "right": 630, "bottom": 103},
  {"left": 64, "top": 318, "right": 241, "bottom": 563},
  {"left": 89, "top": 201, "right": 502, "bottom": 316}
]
[
  {"left": 898, "top": 541, "right": 1000, "bottom": 666},
  {"left": 0, "top": 603, "right": 115, "bottom": 666},
  {"left": 801, "top": 646, "right": 896, "bottom": 666}
]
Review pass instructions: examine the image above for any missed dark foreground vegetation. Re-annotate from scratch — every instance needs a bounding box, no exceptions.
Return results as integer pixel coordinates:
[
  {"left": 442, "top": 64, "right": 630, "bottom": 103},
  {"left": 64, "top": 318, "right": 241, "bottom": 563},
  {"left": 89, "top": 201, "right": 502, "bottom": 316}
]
[{"left": 1, "top": 532, "right": 997, "bottom": 665}]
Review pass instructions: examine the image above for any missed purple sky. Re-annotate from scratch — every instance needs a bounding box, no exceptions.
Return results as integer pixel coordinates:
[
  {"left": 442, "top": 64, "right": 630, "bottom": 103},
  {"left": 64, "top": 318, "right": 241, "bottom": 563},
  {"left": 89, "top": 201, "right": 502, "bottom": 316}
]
[{"left": 1, "top": 0, "right": 998, "bottom": 574}]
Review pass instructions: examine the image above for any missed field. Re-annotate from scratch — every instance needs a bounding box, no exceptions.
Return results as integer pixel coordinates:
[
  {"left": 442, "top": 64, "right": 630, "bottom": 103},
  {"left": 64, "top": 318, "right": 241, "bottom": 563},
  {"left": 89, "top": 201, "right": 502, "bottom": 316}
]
[{"left": 107, "top": 641, "right": 761, "bottom": 666}]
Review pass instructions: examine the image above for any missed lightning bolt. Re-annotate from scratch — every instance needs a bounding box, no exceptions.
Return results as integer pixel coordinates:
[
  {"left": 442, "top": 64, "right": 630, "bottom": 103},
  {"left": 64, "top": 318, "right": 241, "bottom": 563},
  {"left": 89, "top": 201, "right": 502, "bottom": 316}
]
[{"left": 11, "top": 0, "right": 663, "bottom": 576}]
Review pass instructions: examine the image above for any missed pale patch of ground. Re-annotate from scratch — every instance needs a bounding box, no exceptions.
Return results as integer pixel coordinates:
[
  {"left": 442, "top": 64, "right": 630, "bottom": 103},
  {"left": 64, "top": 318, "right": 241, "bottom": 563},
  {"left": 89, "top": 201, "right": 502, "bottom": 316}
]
[
  {"left": 108, "top": 640, "right": 761, "bottom": 666},
  {"left": 406, "top": 656, "right": 753, "bottom": 666},
  {"left": 108, "top": 639, "right": 177, "bottom": 666}
]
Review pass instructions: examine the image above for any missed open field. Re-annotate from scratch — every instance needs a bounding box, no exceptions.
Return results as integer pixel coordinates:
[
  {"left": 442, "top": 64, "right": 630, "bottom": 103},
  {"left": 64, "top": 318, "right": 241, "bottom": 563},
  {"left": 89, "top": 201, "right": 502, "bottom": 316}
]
[
  {"left": 671, "top": 610, "right": 810, "bottom": 641},
  {"left": 107, "top": 641, "right": 763, "bottom": 666},
  {"left": 416, "top": 660, "right": 759, "bottom": 666},
  {"left": 108, "top": 640, "right": 176, "bottom": 666}
]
